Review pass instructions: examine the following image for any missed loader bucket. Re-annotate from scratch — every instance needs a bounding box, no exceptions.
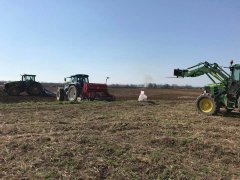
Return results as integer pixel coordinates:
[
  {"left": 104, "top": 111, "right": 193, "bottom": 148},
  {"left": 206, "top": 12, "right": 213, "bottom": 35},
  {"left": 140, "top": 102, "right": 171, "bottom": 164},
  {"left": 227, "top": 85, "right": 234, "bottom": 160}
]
[{"left": 174, "top": 69, "right": 188, "bottom": 77}]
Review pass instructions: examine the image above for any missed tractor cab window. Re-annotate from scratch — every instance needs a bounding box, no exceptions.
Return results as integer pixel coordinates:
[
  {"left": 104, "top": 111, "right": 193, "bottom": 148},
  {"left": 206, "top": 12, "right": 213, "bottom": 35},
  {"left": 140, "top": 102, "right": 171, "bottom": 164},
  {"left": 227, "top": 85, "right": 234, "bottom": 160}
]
[
  {"left": 71, "top": 77, "right": 77, "bottom": 83},
  {"left": 76, "top": 77, "right": 82, "bottom": 83},
  {"left": 23, "top": 76, "right": 35, "bottom": 81},
  {"left": 82, "top": 77, "right": 89, "bottom": 83},
  {"left": 233, "top": 68, "right": 240, "bottom": 81}
]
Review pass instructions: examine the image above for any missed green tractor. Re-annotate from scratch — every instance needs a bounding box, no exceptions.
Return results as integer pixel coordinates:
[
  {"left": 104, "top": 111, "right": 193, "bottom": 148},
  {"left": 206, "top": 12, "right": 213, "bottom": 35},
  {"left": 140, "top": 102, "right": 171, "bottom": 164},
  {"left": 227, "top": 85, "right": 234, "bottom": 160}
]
[
  {"left": 174, "top": 61, "right": 240, "bottom": 115},
  {"left": 4, "top": 74, "right": 44, "bottom": 96}
]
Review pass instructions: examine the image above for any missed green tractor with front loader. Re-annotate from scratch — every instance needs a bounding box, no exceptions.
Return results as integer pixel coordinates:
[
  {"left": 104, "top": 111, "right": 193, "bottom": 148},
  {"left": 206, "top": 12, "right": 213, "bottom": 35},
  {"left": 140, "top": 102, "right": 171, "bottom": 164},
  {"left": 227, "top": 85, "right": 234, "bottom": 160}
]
[
  {"left": 174, "top": 61, "right": 240, "bottom": 115},
  {"left": 4, "top": 74, "right": 55, "bottom": 97}
]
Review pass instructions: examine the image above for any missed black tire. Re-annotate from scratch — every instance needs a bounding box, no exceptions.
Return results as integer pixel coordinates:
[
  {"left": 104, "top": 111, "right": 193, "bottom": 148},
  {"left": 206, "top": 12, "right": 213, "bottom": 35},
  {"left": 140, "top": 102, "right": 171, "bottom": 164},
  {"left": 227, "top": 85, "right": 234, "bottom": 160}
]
[
  {"left": 196, "top": 93, "right": 219, "bottom": 115},
  {"left": 7, "top": 86, "right": 20, "bottom": 96},
  {"left": 67, "top": 86, "right": 79, "bottom": 102},
  {"left": 56, "top": 88, "right": 65, "bottom": 101},
  {"left": 28, "top": 83, "right": 42, "bottom": 96}
]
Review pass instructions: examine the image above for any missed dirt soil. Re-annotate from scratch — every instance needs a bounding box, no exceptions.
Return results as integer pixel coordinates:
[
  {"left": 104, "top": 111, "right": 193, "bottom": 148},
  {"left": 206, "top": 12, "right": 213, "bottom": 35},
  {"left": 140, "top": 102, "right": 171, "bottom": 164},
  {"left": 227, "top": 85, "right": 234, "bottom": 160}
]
[
  {"left": 0, "top": 88, "right": 239, "bottom": 179},
  {"left": 109, "top": 87, "right": 202, "bottom": 100},
  {"left": 0, "top": 85, "right": 202, "bottom": 103}
]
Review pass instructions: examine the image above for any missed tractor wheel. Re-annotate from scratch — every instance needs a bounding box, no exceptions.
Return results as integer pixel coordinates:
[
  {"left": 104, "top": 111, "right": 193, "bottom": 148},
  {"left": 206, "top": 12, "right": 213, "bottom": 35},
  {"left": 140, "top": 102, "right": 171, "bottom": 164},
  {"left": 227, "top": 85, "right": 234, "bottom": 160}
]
[
  {"left": 196, "top": 93, "right": 219, "bottom": 115},
  {"left": 67, "top": 86, "right": 79, "bottom": 102},
  {"left": 56, "top": 88, "right": 65, "bottom": 101},
  {"left": 7, "top": 86, "right": 20, "bottom": 96},
  {"left": 28, "top": 83, "right": 42, "bottom": 96}
]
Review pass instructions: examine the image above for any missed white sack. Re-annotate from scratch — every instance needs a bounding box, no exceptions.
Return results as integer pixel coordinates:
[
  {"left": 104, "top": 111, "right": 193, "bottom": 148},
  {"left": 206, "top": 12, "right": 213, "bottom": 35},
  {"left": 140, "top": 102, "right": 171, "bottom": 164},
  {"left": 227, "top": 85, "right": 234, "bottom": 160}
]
[{"left": 138, "top": 91, "right": 147, "bottom": 101}]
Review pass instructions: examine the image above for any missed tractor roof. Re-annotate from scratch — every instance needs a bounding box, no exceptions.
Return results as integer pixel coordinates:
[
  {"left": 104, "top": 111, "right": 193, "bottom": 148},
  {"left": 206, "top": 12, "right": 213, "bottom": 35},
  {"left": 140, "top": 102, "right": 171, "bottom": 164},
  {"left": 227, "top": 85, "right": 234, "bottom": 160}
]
[
  {"left": 233, "top": 64, "right": 240, "bottom": 69},
  {"left": 70, "top": 74, "right": 89, "bottom": 78},
  {"left": 22, "top": 74, "right": 36, "bottom": 77}
]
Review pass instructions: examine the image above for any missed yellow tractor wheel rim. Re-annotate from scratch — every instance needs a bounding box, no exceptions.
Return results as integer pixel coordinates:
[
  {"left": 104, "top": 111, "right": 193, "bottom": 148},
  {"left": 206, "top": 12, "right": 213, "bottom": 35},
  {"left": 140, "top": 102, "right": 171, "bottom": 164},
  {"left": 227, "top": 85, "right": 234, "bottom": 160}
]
[{"left": 199, "top": 98, "right": 213, "bottom": 113}]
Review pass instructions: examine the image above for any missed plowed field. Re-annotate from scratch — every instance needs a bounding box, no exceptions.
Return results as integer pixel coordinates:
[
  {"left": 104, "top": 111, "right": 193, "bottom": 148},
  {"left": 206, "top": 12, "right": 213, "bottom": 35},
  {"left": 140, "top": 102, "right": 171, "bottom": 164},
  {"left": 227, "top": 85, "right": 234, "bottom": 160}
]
[
  {"left": 0, "top": 87, "right": 239, "bottom": 179},
  {"left": 0, "top": 86, "right": 201, "bottom": 103}
]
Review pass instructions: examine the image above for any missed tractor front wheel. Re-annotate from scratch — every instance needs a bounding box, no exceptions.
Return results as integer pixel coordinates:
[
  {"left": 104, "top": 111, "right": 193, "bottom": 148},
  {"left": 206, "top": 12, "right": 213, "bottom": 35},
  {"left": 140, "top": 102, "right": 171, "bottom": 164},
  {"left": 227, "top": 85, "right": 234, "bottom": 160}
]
[
  {"left": 67, "top": 86, "right": 79, "bottom": 102},
  {"left": 196, "top": 93, "right": 219, "bottom": 115},
  {"left": 28, "top": 83, "right": 42, "bottom": 96},
  {"left": 7, "top": 86, "right": 20, "bottom": 96}
]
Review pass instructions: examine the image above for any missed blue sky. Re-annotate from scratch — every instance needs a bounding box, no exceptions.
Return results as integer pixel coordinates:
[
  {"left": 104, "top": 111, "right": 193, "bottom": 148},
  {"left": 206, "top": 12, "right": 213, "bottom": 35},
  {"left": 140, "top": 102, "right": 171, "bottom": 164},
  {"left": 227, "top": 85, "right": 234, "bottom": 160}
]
[{"left": 0, "top": 0, "right": 239, "bottom": 86}]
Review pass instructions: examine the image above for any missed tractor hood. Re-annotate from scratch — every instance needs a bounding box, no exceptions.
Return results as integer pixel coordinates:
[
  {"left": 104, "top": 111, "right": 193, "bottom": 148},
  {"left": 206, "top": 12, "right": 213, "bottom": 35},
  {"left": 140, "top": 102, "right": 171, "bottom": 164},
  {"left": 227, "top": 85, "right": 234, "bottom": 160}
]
[{"left": 204, "top": 83, "right": 226, "bottom": 95}]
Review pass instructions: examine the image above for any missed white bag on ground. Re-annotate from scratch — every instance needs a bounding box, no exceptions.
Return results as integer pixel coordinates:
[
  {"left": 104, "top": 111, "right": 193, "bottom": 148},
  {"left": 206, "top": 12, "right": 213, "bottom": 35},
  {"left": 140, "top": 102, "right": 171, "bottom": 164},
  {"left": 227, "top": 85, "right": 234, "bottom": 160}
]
[{"left": 138, "top": 91, "right": 147, "bottom": 101}]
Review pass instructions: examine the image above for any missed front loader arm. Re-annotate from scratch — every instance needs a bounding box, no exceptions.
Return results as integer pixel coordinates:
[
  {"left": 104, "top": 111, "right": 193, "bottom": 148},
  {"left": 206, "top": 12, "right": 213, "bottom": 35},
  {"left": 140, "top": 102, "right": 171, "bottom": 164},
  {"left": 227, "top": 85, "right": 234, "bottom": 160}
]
[{"left": 174, "top": 61, "right": 230, "bottom": 84}]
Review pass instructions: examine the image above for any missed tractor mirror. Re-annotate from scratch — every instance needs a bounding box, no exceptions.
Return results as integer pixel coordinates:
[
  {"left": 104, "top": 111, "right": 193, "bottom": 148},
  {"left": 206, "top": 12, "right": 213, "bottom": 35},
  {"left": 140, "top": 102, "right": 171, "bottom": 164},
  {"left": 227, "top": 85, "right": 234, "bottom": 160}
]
[{"left": 64, "top": 78, "right": 66, "bottom": 82}]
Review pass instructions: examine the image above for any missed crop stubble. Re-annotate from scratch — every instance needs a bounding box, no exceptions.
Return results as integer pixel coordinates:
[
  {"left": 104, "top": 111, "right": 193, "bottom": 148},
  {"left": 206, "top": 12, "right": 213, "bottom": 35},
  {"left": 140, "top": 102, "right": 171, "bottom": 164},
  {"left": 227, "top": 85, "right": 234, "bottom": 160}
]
[{"left": 0, "top": 88, "right": 239, "bottom": 179}]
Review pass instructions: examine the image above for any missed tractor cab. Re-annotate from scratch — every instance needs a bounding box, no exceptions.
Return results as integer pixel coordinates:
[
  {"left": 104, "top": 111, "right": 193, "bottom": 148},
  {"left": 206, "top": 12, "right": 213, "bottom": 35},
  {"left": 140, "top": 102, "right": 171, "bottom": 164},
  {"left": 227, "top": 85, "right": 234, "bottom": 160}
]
[
  {"left": 231, "top": 65, "right": 240, "bottom": 81},
  {"left": 63, "top": 74, "right": 89, "bottom": 92},
  {"left": 22, "top": 74, "right": 36, "bottom": 82},
  {"left": 71, "top": 74, "right": 89, "bottom": 84},
  {"left": 65, "top": 74, "right": 89, "bottom": 84},
  {"left": 229, "top": 64, "right": 240, "bottom": 96}
]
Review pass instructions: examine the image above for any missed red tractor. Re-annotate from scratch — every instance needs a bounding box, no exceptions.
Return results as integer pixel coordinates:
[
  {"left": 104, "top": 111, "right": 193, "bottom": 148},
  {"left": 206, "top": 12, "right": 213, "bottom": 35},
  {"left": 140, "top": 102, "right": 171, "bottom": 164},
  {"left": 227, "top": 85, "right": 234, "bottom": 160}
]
[{"left": 56, "top": 74, "right": 115, "bottom": 102}]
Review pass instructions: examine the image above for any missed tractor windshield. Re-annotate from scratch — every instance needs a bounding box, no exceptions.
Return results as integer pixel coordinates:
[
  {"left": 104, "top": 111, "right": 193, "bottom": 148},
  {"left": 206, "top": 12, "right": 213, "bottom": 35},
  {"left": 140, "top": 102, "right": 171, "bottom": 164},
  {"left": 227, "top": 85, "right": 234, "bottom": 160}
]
[
  {"left": 70, "top": 76, "right": 89, "bottom": 83},
  {"left": 76, "top": 76, "right": 89, "bottom": 83},
  {"left": 23, "top": 75, "right": 35, "bottom": 81},
  {"left": 233, "top": 68, "right": 240, "bottom": 81}
]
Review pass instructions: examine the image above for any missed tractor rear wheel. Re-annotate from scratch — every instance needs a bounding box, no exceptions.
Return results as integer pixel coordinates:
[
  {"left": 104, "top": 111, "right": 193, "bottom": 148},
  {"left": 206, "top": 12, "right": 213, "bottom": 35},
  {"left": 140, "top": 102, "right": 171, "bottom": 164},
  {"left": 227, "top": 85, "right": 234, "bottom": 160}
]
[
  {"left": 7, "top": 86, "right": 20, "bottom": 96},
  {"left": 196, "top": 93, "right": 219, "bottom": 115},
  {"left": 56, "top": 88, "right": 65, "bottom": 101},
  {"left": 28, "top": 83, "right": 42, "bottom": 96},
  {"left": 67, "top": 86, "right": 79, "bottom": 102}
]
